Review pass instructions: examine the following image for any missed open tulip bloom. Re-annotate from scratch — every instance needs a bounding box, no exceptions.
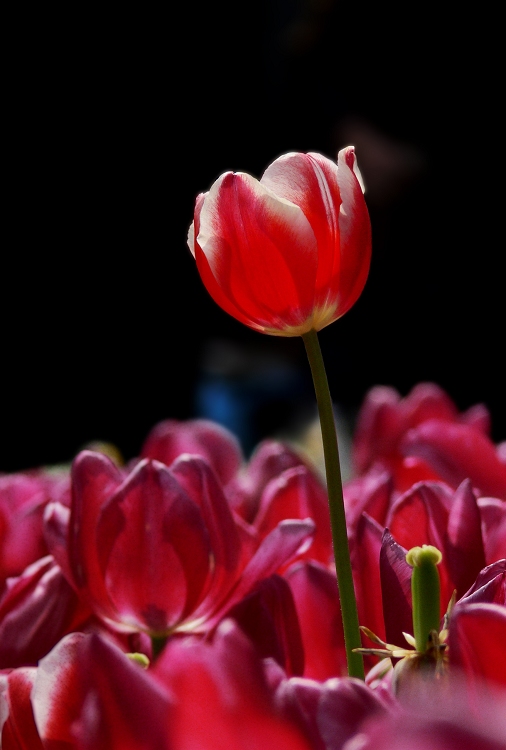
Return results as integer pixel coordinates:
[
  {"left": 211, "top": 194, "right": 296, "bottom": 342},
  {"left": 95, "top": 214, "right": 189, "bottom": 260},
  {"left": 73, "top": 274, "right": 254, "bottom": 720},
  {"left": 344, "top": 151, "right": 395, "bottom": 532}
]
[
  {"left": 189, "top": 146, "right": 372, "bottom": 678},
  {"left": 1, "top": 146, "right": 506, "bottom": 748}
]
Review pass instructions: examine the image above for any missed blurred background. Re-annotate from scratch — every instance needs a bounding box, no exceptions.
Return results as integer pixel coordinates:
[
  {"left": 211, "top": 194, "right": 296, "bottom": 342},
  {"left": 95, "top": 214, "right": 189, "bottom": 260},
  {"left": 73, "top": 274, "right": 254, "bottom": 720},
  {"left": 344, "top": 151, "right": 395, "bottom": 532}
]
[{"left": 3, "top": 1, "right": 504, "bottom": 472}]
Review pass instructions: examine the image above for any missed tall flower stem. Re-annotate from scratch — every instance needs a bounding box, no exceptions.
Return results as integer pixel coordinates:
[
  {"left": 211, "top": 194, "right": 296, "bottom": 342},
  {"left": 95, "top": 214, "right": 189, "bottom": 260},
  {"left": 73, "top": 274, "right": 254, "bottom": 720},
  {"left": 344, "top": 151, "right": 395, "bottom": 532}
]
[{"left": 302, "top": 329, "right": 364, "bottom": 679}]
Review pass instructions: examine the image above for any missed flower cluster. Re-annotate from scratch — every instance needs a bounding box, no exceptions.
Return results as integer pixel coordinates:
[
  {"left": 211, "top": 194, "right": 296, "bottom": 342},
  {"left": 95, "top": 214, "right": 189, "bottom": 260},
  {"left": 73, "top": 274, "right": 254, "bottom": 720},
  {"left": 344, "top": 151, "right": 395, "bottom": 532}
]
[
  {"left": 2, "top": 147, "right": 505, "bottom": 748},
  {"left": 0, "top": 384, "right": 505, "bottom": 747}
]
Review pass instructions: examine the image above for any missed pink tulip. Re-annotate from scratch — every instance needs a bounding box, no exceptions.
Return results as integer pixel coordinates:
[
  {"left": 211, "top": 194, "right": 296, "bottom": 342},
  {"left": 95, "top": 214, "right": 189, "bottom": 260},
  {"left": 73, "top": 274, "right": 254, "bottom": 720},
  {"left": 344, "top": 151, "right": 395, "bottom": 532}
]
[
  {"left": 401, "top": 419, "right": 506, "bottom": 500},
  {"left": 351, "top": 382, "right": 496, "bottom": 495},
  {"left": 0, "top": 469, "right": 70, "bottom": 592},
  {"left": 0, "top": 555, "right": 90, "bottom": 668},
  {"left": 44, "top": 450, "right": 315, "bottom": 639},
  {"left": 225, "top": 438, "right": 306, "bottom": 523},
  {"left": 140, "top": 417, "right": 243, "bottom": 487},
  {"left": 152, "top": 619, "right": 314, "bottom": 749}
]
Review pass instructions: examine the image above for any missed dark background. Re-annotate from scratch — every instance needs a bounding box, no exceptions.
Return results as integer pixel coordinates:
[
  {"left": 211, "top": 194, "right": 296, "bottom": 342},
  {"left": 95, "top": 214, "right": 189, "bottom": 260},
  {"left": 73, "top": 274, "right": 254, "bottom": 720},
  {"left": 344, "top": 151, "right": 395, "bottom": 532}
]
[{"left": 3, "top": 2, "right": 504, "bottom": 472}]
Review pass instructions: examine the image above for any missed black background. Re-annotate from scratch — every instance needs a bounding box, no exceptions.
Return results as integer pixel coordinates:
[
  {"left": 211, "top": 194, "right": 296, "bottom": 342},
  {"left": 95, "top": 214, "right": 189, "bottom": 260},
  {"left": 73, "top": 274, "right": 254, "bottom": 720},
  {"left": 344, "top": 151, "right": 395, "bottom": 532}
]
[{"left": 3, "top": 2, "right": 504, "bottom": 472}]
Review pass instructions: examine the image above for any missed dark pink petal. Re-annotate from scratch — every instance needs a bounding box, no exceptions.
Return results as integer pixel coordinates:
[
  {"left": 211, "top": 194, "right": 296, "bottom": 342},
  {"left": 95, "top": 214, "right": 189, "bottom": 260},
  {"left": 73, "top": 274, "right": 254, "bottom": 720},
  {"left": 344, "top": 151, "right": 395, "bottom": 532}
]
[
  {"left": 351, "top": 385, "right": 403, "bottom": 473},
  {"left": 255, "top": 465, "right": 332, "bottom": 564},
  {"left": 459, "top": 402, "right": 491, "bottom": 434},
  {"left": 449, "top": 602, "right": 506, "bottom": 692},
  {"left": 399, "top": 382, "right": 460, "bottom": 427},
  {"left": 387, "top": 482, "right": 454, "bottom": 609},
  {"left": 350, "top": 696, "right": 506, "bottom": 749},
  {"left": 344, "top": 469, "right": 393, "bottom": 539},
  {"left": 317, "top": 676, "right": 391, "bottom": 750},
  {"left": 379, "top": 530, "right": 412, "bottom": 648},
  {"left": 71, "top": 633, "right": 172, "bottom": 750},
  {"left": 227, "top": 439, "right": 305, "bottom": 523},
  {"left": 486, "top": 514, "right": 506, "bottom": 564},
  {"left": 69, "top": 451, "right": 123, "bottom": 613},
  {"left": 498, "top": 441, "right": 506, "bottom": 464},
  {"left": 401, "top": 419, "right": 506, "bottom": 499},
  {"left": 445, "top": 479, "right": 486, "bottom": 597},
  {"left": 97, "top": 459, "right": 212, "bottom": 632},
  {"left": 478, "top": 497, "right": 506, "bottom": 564},
  {"left": 353, "top": 513, "right": 386, "bottom": 642},
  {"left": 42, "top": 501, "right": 74, "bottom": 586},
  {"left": 140, "top": 417, "right": 243, "bottom": 485},
  {"left": 169, "top": 454, "right": 241, "bottom": 576},
  {"left": 273, "top": 677, "right": 325, "bottom": 750},
  {"left": 459, "top": 560, "right": 506, "bottom": 605},
  {"left": 286, "top": 561, "right": 346, "bottom": 680},
  {"left": 226, "top": 574, "right": 304, "bottom": 676},
  {"left": 154, "top": 620, "right": 312, "bottom": 750},
  {"left": 205, "top": 520, "right": 315, "bottom": 630},
  {"left": 0, "top": 473, "right": 52, "bottom": 584},
  {"left": 0, "top": 556, "right": 89, "bottom": 668},
  {"left": 0, "top": 667, "right": 44, "bottom": 749}
]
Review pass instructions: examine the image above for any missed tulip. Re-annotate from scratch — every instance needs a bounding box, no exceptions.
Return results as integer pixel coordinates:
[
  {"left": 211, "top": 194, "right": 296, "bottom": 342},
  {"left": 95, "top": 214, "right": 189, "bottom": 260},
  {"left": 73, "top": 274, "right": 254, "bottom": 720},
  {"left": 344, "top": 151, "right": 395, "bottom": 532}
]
[
  {"left": 0, "top": 555, "right": 90, "bottom": 668},
  {"left": 0, "top": 469, "right": 70, "bottom": 593},
  {"left": 188, "top": 147, "right": 372, "bottom": 679},
  {"left": 188, "top": 147, "right": 371, "bottom": 337},
  {"left": 226, "top": 438, "right": 306, "bottom": 523},
  {"left": 140, "top": 417, "right": 244, "bottom": 488},
  {"left": 351, "top": 381, "right": 493, "bottom": 495},
  {"left": 43, "top": 450, "right": 315, "bottom": 650},
  {"left": 152, "top": 619, "right": 314, "bottom": 750}
]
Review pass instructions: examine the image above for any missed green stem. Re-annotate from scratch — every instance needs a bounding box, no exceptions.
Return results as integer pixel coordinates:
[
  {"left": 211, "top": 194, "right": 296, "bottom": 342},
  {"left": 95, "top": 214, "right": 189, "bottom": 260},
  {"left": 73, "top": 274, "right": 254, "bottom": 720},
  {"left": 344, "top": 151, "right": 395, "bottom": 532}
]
[{"left": 302, "top": 329, "right": 364, "bottom": 679}]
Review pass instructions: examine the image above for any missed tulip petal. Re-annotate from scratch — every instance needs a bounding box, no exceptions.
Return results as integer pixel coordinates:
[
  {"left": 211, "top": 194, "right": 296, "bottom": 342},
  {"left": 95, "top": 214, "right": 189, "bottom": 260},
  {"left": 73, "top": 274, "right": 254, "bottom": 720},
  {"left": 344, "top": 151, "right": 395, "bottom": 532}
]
[
  {"left": 261, "top": 152, "right": 341, "bottom": 302},
  {"left": 97, "top": 460, "right": 212, "bottom": 632},
  {"left": 401, "top": 419, "right": 506, "bottom": 499},
  {"left": 379, "top": 530, "right": 413, "bottom": 648},
  {"left": 170, "top": 455, "right": 244, "bottom": 611},
  {"left": 1, "top": 667, "right": 44, "bottom": 749},
  {"left": 449, "top": 602, "right": 506, "bottom": 691},
  {"left": 227, "top": 438, "right": 305, "bottom": 523},
  {"left": 205, "top": 519, "right": 315, "bottom": 629},
  {"left": 353, "top": 513, "right": 386, "bottom": 642},
  {"left": 317, "top": 676, "right": 390, "bottom": 750},
  {"left": 195, "top": 171, "right": 318, "bottom": 333},
  {"left": 0, "top": 556, "right": 87, "bottom": 668},
  {"left": 140, "top": 417, "right": 243, "bottom": 485},
  {"left": 72, "top": 633, "right": 172, "bottom": 750},
  {"left": 255, "top": 465, "right": 332, "bottom": 564},
  {"left": 154, "top": 620, "right": 312, "bottom": 750},
  {"left": 332, "top": 146, "right": 372, "bottom": 318},
  {"left": 226, "top": 574, "right": 305, "bottom": 677},
  {"left": 286, "top": 560, "right": 347, "bottom": 680},
  {"left": 69, "top": 451, "right": 124, "bottom": 617},
  {"left": 459, "top": 559, "right": 506, "bottom": 605},
  {"left": 32, "top": 632, "right": 87, "bottom": 745},
  {"left": 387, "top": 482, "right": 454, "bottom": 609},
  {"left": 446, "top": 479, "right": 486, "bottom": 597}
]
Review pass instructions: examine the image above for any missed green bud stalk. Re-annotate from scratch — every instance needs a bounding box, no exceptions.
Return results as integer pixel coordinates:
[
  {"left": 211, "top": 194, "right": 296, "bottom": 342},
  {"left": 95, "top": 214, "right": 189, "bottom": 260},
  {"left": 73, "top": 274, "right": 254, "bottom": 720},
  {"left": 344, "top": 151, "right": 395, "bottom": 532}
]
[{"left": 406, "top": 545, "right": 442, "bottom": 653}]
